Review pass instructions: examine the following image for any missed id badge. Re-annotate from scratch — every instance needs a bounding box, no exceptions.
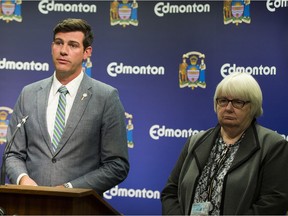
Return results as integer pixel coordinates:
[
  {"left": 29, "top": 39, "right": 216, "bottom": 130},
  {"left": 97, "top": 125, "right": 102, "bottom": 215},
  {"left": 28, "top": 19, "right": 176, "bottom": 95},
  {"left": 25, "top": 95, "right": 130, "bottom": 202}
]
[{"left": 190, "top": 202, "right": 212, "bottom": 215}]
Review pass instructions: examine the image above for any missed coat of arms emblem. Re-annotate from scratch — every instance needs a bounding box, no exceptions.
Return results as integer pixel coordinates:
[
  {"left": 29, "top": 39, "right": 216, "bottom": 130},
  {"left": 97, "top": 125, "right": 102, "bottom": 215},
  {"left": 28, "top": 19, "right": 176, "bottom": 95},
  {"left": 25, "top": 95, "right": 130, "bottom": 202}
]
[
  {"left": 224, "top": 0, "right": 251, "bottom": 26},
  {"left": 125, "top": 112, "right": 134, "bottom": 148},
  {"left": 0, "top": 0, "right": 22, "bottom": 23},
  {"left": 0, "top": 107, "right": 13, "bottom": 144},
  {"left": 179, "top": 52, "right": 206, "bottom": 90},
  {"left": 110, "top": 0, "right": 138, "bottom": 27},
  {"left": 82, "top": 57, "right": 92, "bottom": 77}
]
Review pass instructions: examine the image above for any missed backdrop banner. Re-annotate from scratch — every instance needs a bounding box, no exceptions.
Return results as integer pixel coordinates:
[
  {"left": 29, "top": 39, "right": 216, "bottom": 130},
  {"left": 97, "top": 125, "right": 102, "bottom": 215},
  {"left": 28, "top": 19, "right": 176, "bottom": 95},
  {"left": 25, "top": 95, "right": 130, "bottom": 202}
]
[{"left": 0, "top": 1, "right": 287, "bottom": 214}]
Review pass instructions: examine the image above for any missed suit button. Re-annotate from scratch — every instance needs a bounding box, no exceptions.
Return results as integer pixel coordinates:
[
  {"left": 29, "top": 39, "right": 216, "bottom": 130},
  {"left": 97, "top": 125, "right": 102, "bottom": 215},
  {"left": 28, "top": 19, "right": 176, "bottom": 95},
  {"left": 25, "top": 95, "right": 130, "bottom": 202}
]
[{"left": 52, "top": 158, "right": 57, "bottom": 163}]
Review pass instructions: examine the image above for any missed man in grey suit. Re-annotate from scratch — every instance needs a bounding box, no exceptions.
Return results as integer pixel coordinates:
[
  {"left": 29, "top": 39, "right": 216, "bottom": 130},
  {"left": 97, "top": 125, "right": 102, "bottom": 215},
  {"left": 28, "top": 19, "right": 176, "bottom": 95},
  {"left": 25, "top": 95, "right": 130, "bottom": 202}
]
[{"left": 5, "top": 18, "right": 129, "bottom": 195}]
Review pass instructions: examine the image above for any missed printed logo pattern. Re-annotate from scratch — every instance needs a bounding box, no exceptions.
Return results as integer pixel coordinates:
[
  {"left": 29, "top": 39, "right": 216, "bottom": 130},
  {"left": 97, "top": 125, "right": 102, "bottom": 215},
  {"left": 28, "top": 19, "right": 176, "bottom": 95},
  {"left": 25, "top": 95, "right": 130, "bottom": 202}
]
[
  {"left": 0, "top": 0, "right": 22, "bottom": 23},
  {"left": 179, "top": 52, "right": 206, "bottom": 90},
  {"left": 0, "top": 107, "right": 13, "bottom": 144},
  {"left": 223, "top": 0, "right": 251, "bottom": 25},
  {"left": 110, "top": 0, "right": 138, "bottom": 27}
]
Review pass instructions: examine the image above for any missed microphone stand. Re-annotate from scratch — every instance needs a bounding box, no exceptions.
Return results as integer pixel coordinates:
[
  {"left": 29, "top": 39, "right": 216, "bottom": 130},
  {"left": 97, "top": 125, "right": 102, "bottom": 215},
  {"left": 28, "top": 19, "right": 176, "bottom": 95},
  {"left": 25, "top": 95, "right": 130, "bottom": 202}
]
[{"left": 0, "top": 116, "right": 28, "bottom": 185}]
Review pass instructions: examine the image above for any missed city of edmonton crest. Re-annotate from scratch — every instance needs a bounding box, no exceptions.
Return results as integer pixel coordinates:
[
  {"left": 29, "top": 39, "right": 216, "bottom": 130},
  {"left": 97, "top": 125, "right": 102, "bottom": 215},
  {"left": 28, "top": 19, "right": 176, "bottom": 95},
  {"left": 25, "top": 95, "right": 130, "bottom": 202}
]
[
  {"left": 0, "top": 106, "right": 13, "bottom": 144},
  {"left": 179, "top": 51, "right": 206, "bottom": 90},
  {"left": 0, "top": 0, "right": 22, "bottom": 23},
  {"left": 110, "top": 0, "right": 138, "bottom": 27},
  {"left": 125, "top": 112, "right": 134, "bottom": 149},
  {"left": 224, "top": 0, "right": 251, "bottom": 26},
  {"left": 82, "top": 57, "right": 92, "bottom": 77}
]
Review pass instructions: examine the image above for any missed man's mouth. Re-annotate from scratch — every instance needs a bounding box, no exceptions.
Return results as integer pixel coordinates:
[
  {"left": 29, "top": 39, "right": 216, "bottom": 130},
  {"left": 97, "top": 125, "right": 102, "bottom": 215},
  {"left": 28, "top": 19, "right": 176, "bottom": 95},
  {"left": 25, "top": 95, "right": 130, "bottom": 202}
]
[{"left": 57, "top": 58, "right": 69, "bottom": 64}]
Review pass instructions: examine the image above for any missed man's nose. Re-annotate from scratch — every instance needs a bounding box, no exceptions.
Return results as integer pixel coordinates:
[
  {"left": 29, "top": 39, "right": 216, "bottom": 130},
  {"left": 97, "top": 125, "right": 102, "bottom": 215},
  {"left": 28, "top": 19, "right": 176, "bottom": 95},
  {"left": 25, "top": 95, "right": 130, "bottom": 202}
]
[{"left": 60, "top": 45, "right": 68, "bottom": 55}]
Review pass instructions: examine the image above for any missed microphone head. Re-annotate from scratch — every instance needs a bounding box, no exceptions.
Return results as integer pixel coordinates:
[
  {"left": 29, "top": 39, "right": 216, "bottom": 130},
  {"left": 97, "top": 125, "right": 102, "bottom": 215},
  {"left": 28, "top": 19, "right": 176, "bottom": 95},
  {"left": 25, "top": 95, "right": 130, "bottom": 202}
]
[
  {"left": 23, "top": 115, "right": 29, "bottom": 123},
  {"left": 16, "top": 115, "right": 29, "bottom": 128}
]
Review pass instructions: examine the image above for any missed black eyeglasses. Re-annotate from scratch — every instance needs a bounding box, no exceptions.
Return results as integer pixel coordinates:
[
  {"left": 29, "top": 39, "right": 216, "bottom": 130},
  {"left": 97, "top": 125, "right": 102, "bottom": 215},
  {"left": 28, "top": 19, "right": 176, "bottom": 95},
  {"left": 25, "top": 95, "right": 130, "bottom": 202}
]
[{"left": 216, "top": 98, "right": 250, "bottom": 109}]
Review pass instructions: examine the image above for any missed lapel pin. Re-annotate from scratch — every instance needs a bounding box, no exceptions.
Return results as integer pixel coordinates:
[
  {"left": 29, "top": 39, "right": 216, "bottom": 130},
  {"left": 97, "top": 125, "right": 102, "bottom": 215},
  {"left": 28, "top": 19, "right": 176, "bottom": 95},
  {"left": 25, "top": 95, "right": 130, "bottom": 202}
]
[{"left": 81, "top": 93, "right": 88, "bottom": 100}]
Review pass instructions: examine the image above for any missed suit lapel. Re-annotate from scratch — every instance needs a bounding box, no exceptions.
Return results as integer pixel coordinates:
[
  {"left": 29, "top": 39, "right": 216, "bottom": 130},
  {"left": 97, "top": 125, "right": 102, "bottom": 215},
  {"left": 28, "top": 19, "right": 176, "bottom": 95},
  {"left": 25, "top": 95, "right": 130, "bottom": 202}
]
[
  {"left": 37, "top": 77, "right": 54, "bottom": 154},
  {"left": 229, "top": 123, "right": 260, "bottom": 171},
  {"left": 193, "top": 126, "right": 220, "bottom": 170}
]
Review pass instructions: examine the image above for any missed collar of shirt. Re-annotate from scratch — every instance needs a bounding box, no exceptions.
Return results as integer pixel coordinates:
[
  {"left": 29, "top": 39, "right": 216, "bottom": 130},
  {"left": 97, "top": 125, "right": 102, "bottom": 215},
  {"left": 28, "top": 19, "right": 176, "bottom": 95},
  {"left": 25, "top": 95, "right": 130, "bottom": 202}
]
[{"left": 51, "top": 71, "right": 84, "bottom": 98}]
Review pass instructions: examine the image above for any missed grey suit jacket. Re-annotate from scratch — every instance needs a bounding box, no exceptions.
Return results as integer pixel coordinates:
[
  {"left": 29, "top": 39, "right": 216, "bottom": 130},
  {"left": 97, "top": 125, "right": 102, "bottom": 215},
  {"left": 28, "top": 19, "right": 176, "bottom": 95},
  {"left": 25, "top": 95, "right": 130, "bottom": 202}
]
[
  {"left": 6, "top": 73, "right": 129, "bottom": 194},
  {"left": 161, "top": 121, "right": 288, "bottom": 215}
]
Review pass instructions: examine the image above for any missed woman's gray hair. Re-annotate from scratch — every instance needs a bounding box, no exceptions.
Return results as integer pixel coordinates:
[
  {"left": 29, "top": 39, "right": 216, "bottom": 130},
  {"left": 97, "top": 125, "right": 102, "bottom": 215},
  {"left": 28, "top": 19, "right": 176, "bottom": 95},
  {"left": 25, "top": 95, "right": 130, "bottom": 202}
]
[{"left": 213, "top": 72, "right": 263, "bottom": 118}]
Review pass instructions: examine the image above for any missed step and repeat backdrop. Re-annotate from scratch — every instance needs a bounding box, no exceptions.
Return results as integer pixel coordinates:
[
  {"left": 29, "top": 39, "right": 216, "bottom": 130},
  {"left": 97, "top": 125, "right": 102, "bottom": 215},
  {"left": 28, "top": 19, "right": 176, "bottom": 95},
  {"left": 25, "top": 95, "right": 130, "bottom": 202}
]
[{"left": 0, "top": 0, "right": 287, "bottom": 215}]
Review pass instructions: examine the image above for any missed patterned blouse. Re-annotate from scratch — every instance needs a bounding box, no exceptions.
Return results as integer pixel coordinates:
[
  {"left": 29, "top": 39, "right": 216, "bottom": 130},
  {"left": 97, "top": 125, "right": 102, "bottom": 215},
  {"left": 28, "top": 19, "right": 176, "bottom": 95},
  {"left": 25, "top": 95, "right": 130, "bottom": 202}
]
[{"left": 192, "top": 134, "right": 243, "bottom": 215}]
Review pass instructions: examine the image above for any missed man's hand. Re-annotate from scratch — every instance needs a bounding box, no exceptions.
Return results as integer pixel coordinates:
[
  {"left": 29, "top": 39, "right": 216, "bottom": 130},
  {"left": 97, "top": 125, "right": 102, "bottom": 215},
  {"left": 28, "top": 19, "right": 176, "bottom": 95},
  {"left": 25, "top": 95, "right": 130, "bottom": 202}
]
[{"left": 19, "top": 175, "right": 38, "bottom": 186}]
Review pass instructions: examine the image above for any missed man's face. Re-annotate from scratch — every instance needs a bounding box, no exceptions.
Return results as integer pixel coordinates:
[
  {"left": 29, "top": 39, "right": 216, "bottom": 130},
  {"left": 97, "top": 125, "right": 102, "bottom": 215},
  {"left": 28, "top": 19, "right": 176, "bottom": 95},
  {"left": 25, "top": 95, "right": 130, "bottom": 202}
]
[{"left": 51, "top": 31, "right": 92, "bottom": 79}]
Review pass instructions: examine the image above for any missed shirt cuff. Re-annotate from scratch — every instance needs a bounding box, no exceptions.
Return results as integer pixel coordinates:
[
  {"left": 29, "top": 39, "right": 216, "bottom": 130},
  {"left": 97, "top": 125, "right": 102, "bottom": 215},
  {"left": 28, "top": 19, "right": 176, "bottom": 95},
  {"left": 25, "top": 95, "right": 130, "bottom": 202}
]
[
  {"left": 17, "top": 173, "right": 28, "bottom": 185},
  {"left": 63, "top": 182, "right": 73, "bottom": 188}
]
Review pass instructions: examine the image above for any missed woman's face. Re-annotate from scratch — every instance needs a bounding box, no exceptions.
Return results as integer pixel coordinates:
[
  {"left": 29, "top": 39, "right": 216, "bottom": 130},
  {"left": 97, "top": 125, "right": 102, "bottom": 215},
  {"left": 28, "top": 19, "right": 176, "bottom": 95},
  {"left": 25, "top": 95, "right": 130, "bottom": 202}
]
[{"left": 216, "top": 96, "right": 253, "bottom": 132}]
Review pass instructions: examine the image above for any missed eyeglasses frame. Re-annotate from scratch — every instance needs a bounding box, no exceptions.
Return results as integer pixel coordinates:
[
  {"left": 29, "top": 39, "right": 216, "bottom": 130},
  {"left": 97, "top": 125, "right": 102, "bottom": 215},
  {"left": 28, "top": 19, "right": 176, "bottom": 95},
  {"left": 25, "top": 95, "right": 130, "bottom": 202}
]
[{"left": 216, "top": 98, "right": 250, "bottom": 109}]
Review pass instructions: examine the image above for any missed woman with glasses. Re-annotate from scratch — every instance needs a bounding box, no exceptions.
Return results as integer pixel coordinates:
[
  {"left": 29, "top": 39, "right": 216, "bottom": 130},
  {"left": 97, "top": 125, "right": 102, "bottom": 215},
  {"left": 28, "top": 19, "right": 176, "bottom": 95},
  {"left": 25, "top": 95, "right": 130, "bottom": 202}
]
[{"left": 161, "top": 72, "right": 288, "bottom": 215}]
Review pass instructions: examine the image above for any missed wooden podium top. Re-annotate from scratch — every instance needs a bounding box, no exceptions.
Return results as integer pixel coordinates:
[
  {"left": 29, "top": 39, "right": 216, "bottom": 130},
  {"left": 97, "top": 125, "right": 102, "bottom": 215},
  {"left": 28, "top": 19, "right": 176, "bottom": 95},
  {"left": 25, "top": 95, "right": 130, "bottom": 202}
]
[
  {"left": 0, "top": 184, "right": 96, "bottom": 197},
  {"left": 0, "top": 184, "right": 120, "bottom": 215}
]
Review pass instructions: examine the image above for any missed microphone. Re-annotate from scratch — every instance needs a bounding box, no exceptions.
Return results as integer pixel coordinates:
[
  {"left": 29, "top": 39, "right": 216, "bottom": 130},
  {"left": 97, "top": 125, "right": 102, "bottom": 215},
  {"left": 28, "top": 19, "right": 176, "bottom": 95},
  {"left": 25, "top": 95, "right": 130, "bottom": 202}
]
[
  {"left": 0, "top": 207, "right": 5, "bottom": 215},
  {"left": 0, "top": 116, "right": 29, "bottom": 185}
]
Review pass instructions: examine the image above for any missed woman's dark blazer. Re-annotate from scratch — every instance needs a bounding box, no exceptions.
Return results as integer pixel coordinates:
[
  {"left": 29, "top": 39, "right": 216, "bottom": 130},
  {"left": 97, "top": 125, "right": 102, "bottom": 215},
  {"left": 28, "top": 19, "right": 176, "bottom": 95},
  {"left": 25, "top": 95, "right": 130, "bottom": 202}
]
[{"left": 161, "top": 121, "right": 288, "bottom": 215}]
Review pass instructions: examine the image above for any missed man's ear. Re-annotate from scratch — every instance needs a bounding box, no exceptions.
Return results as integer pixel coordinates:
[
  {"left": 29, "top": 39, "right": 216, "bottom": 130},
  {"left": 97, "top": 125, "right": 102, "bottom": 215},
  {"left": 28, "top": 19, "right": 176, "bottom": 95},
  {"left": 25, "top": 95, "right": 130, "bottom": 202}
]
[{"left": 83, "top": 46, "right": 92, "bottom": 60}]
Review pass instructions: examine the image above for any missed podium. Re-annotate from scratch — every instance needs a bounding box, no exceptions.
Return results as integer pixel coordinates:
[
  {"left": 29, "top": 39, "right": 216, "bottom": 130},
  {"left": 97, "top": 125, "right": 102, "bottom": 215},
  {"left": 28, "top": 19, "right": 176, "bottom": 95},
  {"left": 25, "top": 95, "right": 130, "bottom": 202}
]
[{"left": 0, "top": 184, "right": 120, "bottom": 215}]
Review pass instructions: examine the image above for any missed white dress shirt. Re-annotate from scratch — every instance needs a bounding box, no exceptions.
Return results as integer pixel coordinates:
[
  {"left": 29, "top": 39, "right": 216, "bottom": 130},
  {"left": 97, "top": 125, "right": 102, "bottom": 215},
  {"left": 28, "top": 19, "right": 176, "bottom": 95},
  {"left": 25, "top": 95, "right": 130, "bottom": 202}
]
[{"left": 47, "top": 72, "right": 84, "bottom": 142}]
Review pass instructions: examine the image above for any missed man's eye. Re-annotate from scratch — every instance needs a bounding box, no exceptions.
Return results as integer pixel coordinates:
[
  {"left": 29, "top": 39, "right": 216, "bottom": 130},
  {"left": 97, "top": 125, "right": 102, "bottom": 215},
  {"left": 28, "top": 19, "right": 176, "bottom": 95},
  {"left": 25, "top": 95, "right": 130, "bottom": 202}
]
[
  {"left": 54, "top": 41, "right": 63, "bottom": 45},
  {"left": 69, "top": 43, "right": 79, "bottom": 48}
]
